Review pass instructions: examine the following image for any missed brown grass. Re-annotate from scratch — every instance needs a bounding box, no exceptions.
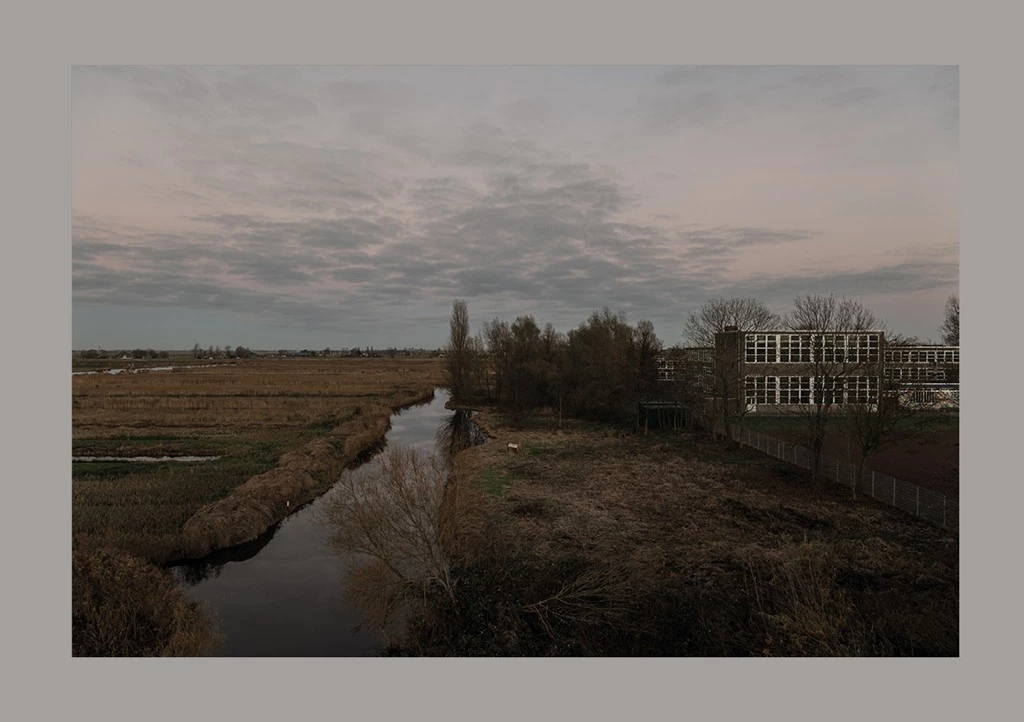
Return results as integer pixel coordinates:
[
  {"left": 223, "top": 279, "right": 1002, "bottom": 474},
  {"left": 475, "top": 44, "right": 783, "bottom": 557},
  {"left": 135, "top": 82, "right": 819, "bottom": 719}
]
[
  {"left": 181, "top": 401, "right": 414, "bottom": 557},
  {"left": 72, "top": 547, "right": 222, "bottom": 656},
  {"left": 73, "top": 357, "right": 442, "bottom": 564},
  {"left": 427, "top": 406, "right": 958, "bottom": 656}
]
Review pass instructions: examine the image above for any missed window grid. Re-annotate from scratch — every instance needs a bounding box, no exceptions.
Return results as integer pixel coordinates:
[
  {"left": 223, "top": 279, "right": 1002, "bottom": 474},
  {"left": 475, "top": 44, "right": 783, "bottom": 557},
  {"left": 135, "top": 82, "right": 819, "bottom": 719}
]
[
  {"left": 847, "top": 376, "right": 878, "bottom": 404},
  {"left": 884, "top": 367, "right": 948, "bottom": 382},
  {"left": 745, "top": 334, "right": 778, "bottom": 363},
  {"left": 778, "top": 376, "right": 812, "bottom": 404},
  {"left": 818, "top": 334, "right": 847, "bottom": 364},
  {"left": 884, "top": 347, "right": 959, "bottom": 364},
  {"left": 779, "top": 334, "right": 812, "bottom": 363},
  {"left": 745, "top": 376, "right": 778, "bottom": 405}
]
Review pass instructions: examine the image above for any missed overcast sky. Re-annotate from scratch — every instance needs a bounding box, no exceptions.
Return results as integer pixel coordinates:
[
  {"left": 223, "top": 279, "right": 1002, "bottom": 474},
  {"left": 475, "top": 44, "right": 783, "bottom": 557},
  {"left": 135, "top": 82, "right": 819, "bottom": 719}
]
[{"left": 72, "top": 65, "right": 958, "bottom": 349}]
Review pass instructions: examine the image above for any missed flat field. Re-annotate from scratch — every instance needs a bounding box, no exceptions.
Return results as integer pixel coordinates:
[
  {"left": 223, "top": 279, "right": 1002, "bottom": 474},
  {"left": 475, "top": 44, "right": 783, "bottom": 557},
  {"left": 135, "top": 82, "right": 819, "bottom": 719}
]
[
  {"left": 435, "top": 408, "right": 958, "bottom": 656},
  {"left": 72, "top": 357, "right": 444, "bottom": 564}
]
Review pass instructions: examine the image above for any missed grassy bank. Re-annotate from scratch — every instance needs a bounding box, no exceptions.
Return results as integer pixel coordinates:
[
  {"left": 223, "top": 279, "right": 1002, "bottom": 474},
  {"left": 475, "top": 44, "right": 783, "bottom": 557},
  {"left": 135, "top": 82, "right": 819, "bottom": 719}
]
[
  {"left": 72, "top": 357, "right": 443, "bottom": 655},
  {"left": 398, "top": 406, "right": 958, "bottom": 656}
]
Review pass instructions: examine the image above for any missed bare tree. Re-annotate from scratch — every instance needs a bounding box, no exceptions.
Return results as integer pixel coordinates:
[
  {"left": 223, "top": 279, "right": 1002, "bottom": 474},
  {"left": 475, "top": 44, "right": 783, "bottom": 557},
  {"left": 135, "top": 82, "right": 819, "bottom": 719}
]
[
  {"left": 544, "top": 334, "right": 572, "bottom": 429},
  {"left": 782, "top": 295, "right": 883, "bottom": 491},
  {"left": 632, "top": 319, "right": 663, "bottom": 431},
  {"left": 838, "top": 372, "right": 933, "bottom": 500},
  {"left": 319, "top": 445, "right": 467, "bottom": 638},
  {"left": 683, "top": 297, "right": 780, "bottom": 347},
  {"left": 482, "top": 318, "right": 512, "bottom": 403},
  {"left": 787, "top": 294, "right": 881, "bottom": 331},
  {"left": 445, "top": 300, "right": 473, "bottom": 402},
  {"left": 506, "top": 315, "right": 543, "bottom": 424},
  {"left": 940, "top": 295, "right": 959, "bottom": 345}
]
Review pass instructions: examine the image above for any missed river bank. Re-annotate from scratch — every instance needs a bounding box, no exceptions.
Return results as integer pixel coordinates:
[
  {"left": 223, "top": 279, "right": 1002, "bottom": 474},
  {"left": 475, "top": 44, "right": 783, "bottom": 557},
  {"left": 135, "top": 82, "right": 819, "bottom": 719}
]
[
  {"left": 179, "top": 387, "right": 435, "bottom": 560},
  {"left": 171, "top": 389, "right": 468, "bottom": 656}
]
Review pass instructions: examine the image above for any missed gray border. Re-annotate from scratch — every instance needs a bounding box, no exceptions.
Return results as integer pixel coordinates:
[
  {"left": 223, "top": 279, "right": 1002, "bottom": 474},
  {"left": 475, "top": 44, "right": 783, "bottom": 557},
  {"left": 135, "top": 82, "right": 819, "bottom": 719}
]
[{"left": 8, "top": 0, "right": 1008, "bottom": 719}]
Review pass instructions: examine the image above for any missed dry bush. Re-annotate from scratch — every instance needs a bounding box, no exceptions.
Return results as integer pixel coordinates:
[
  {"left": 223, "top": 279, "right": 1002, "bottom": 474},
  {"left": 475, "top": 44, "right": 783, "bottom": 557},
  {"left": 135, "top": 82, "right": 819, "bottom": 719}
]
[
  {"left": 72, "top": 547, "right": 221, "bottom": 656},
  {"left": 743, "top": 544, "right": 882, "bottom": 656},
  {"left": 520, "top": 563, "right": 637, "bottom": 640},
  {"left": 319, "top": 444, "right": 473, "bottom": 642}
]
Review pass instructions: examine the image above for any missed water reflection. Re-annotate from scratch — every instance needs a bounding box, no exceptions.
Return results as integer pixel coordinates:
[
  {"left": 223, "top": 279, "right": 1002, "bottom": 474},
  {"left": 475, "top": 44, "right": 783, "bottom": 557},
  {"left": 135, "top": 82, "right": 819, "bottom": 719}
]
[
  {"left": 168, "top": 522, "right": 281, "bottom": 585},
  {"left": 169, "top": 391, "right": 493, "bottom": 656},
  {"left": 435, "top": 409, "right": 491, "bottom": 466}
]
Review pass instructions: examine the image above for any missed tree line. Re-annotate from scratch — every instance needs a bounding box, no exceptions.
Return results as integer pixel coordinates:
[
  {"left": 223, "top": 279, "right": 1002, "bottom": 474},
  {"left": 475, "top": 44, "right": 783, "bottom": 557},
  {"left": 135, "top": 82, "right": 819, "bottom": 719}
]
[
  {"left": 444, "top": 300, "right": 663, "bottom": 427},
  {"left": 443, "top": 292, "right": 959, "bottom": 488}
]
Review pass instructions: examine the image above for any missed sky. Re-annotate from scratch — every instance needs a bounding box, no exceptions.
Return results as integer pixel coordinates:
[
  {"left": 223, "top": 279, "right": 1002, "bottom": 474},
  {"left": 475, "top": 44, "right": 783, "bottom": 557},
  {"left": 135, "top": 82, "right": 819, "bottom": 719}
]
[{"left": 72, "top": 65, "right": 958, "bottom": 350}]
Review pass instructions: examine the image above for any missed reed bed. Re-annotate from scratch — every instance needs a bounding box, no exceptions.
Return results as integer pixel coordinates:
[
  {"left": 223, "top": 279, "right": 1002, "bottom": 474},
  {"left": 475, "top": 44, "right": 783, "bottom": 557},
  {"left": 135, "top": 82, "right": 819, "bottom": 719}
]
[{"left": 72, "top": 358, "right": 443, "bottom": 564}]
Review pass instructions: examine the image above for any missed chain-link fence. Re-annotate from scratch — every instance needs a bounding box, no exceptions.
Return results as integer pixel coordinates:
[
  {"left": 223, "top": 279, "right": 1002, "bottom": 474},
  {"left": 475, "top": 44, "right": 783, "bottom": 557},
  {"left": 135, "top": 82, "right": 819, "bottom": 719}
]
[{"left": 729, "top": 426, "right": 958, "bottom": 532}]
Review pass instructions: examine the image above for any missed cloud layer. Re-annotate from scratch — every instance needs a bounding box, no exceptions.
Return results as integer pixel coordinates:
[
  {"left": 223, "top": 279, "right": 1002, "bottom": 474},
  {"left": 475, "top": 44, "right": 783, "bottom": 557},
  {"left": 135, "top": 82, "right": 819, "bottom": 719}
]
[{"left": 72, "top": 66, "right": 959, "bottom": 348}]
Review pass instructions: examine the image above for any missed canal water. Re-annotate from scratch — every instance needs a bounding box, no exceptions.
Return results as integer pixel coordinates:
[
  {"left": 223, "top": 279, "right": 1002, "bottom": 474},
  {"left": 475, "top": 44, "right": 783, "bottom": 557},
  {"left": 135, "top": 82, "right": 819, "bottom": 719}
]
[{"left": 170, "top": 389, "right": 485, "bottom": 656}]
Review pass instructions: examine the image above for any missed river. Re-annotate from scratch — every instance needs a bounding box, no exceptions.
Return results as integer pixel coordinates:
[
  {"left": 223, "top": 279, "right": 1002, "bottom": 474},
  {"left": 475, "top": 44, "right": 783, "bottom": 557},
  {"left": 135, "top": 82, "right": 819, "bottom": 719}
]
[{"left": 170, "top": 388, "right": 484, "bottom": 656}]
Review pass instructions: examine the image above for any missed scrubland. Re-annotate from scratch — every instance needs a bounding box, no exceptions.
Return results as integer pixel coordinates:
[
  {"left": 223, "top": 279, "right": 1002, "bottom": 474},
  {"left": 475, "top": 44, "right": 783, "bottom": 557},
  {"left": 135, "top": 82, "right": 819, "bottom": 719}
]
[{"left": 396, "top": 408, "right": 958, "bottom": 656}]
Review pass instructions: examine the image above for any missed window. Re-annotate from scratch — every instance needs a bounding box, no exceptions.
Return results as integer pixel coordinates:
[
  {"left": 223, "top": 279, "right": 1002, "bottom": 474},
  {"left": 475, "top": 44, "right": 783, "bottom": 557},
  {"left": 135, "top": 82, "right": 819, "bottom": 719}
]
[
  {"left": 818, "top": 376, "right": 845, "bottom": 405},
  {"left": 745, "top": 334, "right": 778, "bottom": 363},
  {"left": 779, "top": 334, "right": 811, "bottom": 363},
  {"left": 847, "top": 376, "right": 878, "bottom": 404},
  {"left": 819, "top": 334, "right": 849, "bottom": 363},
  {"left": 848, "top": 334, "right": 880, "bottom": 363},
  {"left": 884, "top": 367, "right": 947, "bottom": 382},
  {"left": 745, "top": 376, "right": 777, "bottom": 405},
  {"left": 779, "top": 376, "right": 811, "bottom": 404}
]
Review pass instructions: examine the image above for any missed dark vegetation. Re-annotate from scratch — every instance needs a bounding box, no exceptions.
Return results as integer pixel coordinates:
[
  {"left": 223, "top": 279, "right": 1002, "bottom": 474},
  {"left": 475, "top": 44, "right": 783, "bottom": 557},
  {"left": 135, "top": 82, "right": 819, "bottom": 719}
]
[{"left": 445, "top": 302, "right": 664, "bottom": 428}]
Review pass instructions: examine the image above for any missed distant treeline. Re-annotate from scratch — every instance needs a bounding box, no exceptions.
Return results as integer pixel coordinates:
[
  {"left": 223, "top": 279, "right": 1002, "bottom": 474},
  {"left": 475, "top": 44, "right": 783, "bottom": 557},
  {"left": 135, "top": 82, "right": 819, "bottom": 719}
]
[
  {"left": 78, "top": 348, "right": 171, "bottom": 360},
  {"left": 75, "top": 346, "right": 446, "bottom": 360}
]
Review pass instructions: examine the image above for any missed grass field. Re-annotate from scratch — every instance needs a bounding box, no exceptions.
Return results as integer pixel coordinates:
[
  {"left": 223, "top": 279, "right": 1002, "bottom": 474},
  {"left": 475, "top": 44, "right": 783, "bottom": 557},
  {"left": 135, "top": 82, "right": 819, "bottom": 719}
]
[
  {"left": 413, "top": 407, "right": 958, "bottom": 656},
  {"left": 72, "top": 357, "right": 444, "bottom": 564}
]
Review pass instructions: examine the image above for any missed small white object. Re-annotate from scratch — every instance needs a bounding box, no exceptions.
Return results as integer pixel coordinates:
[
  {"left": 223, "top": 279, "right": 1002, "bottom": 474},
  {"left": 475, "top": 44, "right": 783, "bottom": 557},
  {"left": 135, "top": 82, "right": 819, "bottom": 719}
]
[
  {"left": 507, "top": 443, "right": 519, "bottom": 453},
  {"left": 286, "top": 500, "right": 290, "bottom": 507}
]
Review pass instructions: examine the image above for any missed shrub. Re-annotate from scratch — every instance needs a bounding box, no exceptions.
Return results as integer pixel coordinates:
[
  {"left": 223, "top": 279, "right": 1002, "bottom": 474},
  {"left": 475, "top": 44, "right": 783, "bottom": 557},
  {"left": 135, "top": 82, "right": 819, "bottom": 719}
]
[{"left": 72, "top": 547, "right": 221, "bottom": 656}]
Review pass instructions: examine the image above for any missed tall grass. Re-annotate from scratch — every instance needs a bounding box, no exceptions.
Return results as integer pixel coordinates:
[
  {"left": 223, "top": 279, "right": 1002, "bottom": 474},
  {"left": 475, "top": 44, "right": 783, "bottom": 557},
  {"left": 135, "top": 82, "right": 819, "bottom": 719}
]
[{"left": 72, "top": 547, "right": 222, "bottom": 656}]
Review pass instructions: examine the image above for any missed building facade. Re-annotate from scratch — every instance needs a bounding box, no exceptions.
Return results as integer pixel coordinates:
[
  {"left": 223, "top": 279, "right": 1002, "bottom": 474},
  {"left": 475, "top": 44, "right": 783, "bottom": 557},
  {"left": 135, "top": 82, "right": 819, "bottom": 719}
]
[
  {"left": 715, "top": 329, "right": 958, "bottom": 414},
  {"left": 654, "top": 330, "right": 959, "bottom": 417}
]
